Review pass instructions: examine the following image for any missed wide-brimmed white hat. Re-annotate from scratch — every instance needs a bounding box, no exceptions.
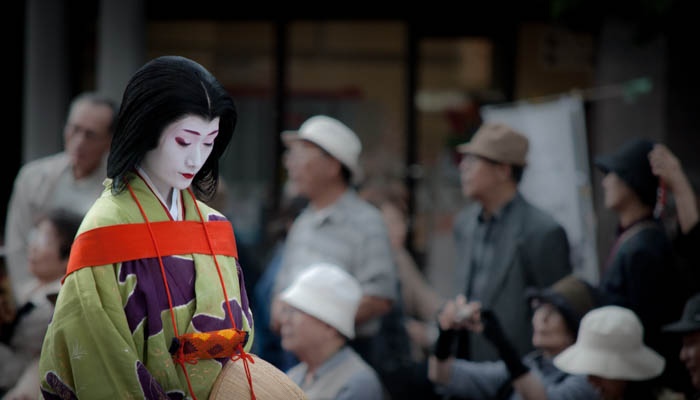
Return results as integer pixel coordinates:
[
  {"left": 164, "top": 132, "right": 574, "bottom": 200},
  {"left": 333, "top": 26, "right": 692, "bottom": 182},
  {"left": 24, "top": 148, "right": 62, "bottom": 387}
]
[
  {"left": 282, "top": 115, "right": 362, "bottom": 177},
  {"left": 279, "top": 263, "right": 362, "bottom": 339},
  {"left": 553, "top": 305, "right": 665, "bottom": 381}
]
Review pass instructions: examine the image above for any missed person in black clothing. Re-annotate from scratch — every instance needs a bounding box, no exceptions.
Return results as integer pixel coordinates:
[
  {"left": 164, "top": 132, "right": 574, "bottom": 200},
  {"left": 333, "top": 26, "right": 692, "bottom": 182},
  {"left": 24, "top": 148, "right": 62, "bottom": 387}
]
[
  {"left": 595, "top": 138, "right": 688, "bottom": 392},
  {"left": 649, "top": 143, "right": 699, "bottom": 297}
]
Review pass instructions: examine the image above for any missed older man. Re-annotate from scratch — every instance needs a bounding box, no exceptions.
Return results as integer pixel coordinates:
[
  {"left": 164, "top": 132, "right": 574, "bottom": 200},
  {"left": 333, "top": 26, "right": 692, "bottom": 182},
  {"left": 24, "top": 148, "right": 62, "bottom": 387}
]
[
  {"left": 279, "top": 264, "right": 384, "bottom": 400},
  {"left": 4, "top": 92, "right": 117, "bottom": 295},
  {"left": 271, "top": 115, "right": 397, "bottom": 340},
  {"left": 453, "top": 123, "right": 571, "bottom": 361}
]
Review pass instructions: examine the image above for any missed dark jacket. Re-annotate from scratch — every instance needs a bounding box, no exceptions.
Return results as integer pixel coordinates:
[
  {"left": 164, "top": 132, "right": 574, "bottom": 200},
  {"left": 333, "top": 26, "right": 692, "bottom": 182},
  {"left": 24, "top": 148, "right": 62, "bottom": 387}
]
[
  {"left": 453, "top": 193, "right": 571, "bottom": 361},
  {"left": 674, "top": 223, "right": 700, "bottom": 299},
  {"left": 601, "top": 217, "right": 688, "bottom": 392}
]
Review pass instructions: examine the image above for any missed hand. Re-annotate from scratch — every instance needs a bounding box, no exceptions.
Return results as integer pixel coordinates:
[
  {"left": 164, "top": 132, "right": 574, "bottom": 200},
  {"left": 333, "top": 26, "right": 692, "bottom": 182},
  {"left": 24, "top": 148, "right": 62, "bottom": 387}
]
[
  {"left": 649, "top": 144, "right": 686, "bottom": 191},
  {"left": 437, "top": 295, "right": 482, "bottom": 332}
]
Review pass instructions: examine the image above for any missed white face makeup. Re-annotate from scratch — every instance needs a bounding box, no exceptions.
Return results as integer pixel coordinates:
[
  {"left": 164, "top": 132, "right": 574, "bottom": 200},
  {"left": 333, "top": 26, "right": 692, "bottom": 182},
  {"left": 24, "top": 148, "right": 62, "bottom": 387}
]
[{"left": 140, "top": 115, "right": 220, "bottom": 201}]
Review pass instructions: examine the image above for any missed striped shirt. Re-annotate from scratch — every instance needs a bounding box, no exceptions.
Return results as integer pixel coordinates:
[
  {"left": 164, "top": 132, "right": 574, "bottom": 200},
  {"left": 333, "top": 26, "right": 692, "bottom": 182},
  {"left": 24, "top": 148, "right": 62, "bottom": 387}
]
[{"left": 274, "top": 190, "right": 398, "bottom": 336}]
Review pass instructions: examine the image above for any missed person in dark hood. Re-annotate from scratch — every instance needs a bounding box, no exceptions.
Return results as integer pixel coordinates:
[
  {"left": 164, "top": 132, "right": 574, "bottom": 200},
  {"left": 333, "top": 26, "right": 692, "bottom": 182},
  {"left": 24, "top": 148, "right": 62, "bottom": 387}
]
[
  {"left": 664, "top": 292, "right": 700, "bottom": 399},
  {"left": 595, "top": 138, "right": 688, "bottom": 393}
]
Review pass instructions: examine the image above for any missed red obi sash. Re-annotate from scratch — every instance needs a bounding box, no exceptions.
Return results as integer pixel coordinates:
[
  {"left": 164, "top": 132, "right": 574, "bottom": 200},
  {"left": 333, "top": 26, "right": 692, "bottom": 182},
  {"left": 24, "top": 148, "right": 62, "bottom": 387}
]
[{"left": 64, "top": 220, "right": 238, "bottom": 283}]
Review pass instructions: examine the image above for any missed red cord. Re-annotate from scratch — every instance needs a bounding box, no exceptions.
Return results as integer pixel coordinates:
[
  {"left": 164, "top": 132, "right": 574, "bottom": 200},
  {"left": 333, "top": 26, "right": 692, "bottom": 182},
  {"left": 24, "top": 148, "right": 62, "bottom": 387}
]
[
  {"left": 189, "top": 188, "right": 256, "bottom": 400},
  {"left": 127, "top": 183, "right": 198, "bottom": 400},
  {"left": 654, "top": 178, "right": 667, "bottom": 219},
  {"left": 127, "top": 182, "right": 255, "bottom": 400}
]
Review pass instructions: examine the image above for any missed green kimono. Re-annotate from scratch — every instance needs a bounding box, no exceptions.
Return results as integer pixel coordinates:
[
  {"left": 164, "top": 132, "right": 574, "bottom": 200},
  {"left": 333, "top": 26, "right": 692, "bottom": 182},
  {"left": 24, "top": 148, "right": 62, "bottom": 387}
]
[{"left": 39, "top": 175, "right": 254, "bottom": 399}]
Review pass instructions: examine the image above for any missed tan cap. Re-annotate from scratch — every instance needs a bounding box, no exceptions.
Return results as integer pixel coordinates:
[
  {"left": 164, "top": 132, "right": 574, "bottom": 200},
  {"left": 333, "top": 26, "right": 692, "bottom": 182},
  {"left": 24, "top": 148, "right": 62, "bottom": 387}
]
[
  {"left": 457, "top": 123, "right": 529, "bottom": 166},
  {"left": 209, "top": 355, "right": 308, "bottom": 400}
]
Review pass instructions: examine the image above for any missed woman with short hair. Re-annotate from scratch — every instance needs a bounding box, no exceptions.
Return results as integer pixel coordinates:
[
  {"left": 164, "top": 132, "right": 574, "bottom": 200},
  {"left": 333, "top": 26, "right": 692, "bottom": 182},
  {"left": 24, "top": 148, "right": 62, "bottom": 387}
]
[{"left": 428, "top": 275, "right": 600, "bottom": 400}]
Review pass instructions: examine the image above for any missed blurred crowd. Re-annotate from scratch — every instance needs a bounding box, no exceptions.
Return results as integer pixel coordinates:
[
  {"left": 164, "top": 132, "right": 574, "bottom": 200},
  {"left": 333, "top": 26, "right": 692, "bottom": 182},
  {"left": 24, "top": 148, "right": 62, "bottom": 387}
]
[{"left": 1, "top": 91, "right": 699, "bottom": 400}]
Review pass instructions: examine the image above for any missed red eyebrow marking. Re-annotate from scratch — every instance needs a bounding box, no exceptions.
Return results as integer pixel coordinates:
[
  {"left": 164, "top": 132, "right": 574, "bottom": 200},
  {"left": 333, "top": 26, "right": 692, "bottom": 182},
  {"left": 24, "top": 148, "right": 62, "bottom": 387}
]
[
  {"left": 207, "top": 130, "right": 219, "bottom": 136},
  {"left": 183, "top": 129, "right": 201, "bottom": 136}
]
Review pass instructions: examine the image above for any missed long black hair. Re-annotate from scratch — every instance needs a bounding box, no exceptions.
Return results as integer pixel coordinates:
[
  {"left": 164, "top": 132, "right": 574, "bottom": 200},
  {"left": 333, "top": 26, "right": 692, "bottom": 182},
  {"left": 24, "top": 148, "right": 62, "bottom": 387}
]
[{"left": 107, "top": 56, "right": 236, "bottom": 200}]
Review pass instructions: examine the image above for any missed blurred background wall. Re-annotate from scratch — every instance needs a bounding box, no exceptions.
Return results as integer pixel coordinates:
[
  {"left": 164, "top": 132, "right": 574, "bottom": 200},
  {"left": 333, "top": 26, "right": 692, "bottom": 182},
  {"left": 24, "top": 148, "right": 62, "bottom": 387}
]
[{"left": 7, "top": 0, "right": 699, "bottom": 286}]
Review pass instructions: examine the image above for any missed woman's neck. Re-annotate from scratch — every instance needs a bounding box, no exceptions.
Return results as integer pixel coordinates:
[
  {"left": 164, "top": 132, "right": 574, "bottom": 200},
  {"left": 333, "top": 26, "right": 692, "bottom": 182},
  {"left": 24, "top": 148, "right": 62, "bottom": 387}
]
[
  {"left": 150, "top": 180, "right": 174, "bottom": 206},
  {"left": 137, "top": 167, "right": 175, "bottom": 206}
]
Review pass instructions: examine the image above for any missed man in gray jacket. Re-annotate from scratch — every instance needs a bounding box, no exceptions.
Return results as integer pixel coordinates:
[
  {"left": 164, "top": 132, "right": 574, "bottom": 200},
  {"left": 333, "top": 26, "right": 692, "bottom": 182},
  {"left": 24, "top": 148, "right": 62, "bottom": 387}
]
[{"left": 454, "top": 122, "right": 571, "bottom": 361}]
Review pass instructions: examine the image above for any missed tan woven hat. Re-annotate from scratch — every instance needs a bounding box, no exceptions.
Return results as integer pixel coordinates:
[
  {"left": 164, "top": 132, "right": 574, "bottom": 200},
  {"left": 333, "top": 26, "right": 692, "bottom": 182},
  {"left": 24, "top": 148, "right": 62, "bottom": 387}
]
[
  {"left": 457, "top": 123, "right": 529, "bottom": 166},
  {"left": 209, "top": 355, "right": 308, "bottom": 400}
]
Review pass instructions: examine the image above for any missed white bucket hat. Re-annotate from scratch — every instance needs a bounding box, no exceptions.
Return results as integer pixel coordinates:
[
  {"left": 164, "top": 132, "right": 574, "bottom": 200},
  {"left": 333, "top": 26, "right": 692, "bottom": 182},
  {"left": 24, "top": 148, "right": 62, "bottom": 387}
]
[
  {"left": 282, "top": 115, "right": 362, "bottom": 178},
  {"left": 553, "top": 306, "right": 665, "bottom": 381},
  {"left": 279, "top": 263, "right": 362, "bottom": 339}
]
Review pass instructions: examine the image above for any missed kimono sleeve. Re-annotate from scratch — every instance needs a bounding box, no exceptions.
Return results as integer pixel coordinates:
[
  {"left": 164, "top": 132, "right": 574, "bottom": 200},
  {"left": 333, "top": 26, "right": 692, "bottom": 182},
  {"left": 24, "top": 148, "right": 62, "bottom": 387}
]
[{"left": 38, "top": 264, "right": 169, "bottom": 399}]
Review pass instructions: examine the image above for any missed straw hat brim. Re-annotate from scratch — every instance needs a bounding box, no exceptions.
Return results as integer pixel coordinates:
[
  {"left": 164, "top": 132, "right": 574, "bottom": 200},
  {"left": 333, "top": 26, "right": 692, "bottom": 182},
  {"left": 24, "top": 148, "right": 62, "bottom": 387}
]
[
  {"left": 209, "top": 355, "right": 308, "bottom": 400},
  {"left": 553, "top": 343, "right": 665, "bottom": 381}
]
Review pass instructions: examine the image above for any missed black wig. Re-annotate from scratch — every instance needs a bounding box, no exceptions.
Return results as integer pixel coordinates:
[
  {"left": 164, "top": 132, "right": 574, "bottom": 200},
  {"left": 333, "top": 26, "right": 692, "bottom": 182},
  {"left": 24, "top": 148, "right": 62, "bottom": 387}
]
[{"left": 107, "top": 56, "right": 236, "bottom": 200}]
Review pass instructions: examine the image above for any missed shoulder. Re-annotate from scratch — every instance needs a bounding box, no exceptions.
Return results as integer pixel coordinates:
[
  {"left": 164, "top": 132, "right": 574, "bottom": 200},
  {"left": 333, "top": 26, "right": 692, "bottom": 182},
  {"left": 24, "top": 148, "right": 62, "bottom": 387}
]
[
  {"left": 631, "top": 221, "right": 668, "bottom": 243},
  {"left": 340, "top": 351, "right": 383, "bottom": 397},
  {"left": 516, "top": 195, "right": 564, "bottom": 235},
  {"left": 620, "top": 222, "right": 670, "bottom": 259},
  {"left": 77, "top": 186, "right": 134, "bottom": 233},
  {"left": 344, "top": 367, "right": 383, "bottom": 393},
  {"left": 14, "top": 153, "right": 69, "bottom": 184},
  {"left": 195, "top": 200, "right": 228, "bottom": 222},
  {"left": 286, "top": 363, "right": 306, "bottom": 381},
  {"left": 455, "top": 204, "right": 479, "bottom": 223},
  {"left": 339, "top": 192, "right": 386, "bottom": 231},
  {"left": 343, "top": 192, "right": 382, "bottom": 219},
  {"left": 345, "top": 348, "right": 379, "bottom": 377},
  {"left": 454, "top": 204, "right": 479, "bottom": 234}
]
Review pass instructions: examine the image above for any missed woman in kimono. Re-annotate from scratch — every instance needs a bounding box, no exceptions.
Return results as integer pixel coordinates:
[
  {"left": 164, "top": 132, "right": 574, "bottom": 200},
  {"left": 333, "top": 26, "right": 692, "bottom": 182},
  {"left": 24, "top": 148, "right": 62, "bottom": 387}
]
[{"left": 39, "top": 56, "right": 255, "bottom": 400}]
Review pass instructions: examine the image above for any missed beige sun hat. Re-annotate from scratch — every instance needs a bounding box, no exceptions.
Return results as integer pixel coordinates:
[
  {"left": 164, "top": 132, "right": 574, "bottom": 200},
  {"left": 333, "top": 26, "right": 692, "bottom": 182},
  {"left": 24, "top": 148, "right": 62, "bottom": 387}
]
[
  {"left": 209, "top": 354, "right": 307, "bottom": 400},
  {"left": 553, "top": 305, "right": 665, "bottom": 381},
  {"left": 457, "top": 122, "right": 529, "bottom": 166}
]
